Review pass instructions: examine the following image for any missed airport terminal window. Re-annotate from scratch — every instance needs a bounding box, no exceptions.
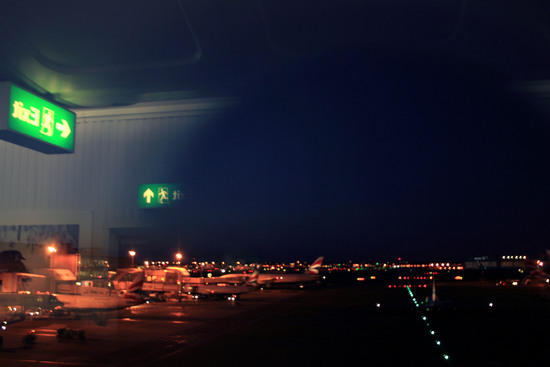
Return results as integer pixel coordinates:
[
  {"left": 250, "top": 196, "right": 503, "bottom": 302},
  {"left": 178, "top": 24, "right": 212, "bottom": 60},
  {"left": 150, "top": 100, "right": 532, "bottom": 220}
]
[{"left": 0, "top": 2, "right": 549, "bottom": 366}]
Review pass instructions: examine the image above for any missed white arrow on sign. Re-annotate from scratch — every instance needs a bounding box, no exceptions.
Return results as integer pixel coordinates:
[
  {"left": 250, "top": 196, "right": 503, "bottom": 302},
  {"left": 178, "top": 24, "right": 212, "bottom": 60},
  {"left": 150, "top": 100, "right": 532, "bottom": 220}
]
[
  {"left": 143, "top": 188, "right": 154, "bottom": 204},
  {"left": 56, "top": 119, "right": 71, "bottom": 138}
]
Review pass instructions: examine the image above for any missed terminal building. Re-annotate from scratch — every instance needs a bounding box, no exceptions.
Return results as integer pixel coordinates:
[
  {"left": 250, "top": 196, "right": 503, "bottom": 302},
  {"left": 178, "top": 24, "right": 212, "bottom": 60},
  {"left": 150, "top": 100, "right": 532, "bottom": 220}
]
[{"left": 0, "top": 98, "right": 232, "bottom": 269}]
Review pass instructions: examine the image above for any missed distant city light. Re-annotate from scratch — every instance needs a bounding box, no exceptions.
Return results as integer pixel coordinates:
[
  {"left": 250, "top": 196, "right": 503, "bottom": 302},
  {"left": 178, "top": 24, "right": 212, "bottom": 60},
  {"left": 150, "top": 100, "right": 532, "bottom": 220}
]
[
  {"left": 489, "top": 302, "right": 494, "bottom": 307},
  {"left": 47, "top": 245, "right": 57, "bottom": 254}
]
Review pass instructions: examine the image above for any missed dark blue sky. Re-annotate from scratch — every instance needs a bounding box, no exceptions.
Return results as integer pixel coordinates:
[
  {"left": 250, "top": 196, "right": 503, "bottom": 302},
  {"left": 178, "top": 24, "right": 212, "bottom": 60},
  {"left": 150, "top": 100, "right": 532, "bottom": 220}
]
[{"left": 162, "top": 52, "right": 550, "bottom": 262}]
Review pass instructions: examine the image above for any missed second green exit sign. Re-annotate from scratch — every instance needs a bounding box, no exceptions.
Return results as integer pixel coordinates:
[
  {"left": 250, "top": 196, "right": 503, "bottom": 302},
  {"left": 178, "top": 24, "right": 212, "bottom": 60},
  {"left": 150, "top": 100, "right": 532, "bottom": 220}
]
[{"left": 138, "top": 183, "right": 183, "bottom": 209}]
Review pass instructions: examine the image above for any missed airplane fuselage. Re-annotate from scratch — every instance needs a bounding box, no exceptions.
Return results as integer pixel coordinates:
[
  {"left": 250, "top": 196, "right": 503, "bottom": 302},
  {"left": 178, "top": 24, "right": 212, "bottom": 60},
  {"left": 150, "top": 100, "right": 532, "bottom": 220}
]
[
  {"left": 219, "top": 273, "right": 319, "bottom": 285},
  {"left": 192, "top": 282, "right": 256, "bottom": 296},
  {"left": 54, "top": 293, "right": 143, "bottom": 312}
]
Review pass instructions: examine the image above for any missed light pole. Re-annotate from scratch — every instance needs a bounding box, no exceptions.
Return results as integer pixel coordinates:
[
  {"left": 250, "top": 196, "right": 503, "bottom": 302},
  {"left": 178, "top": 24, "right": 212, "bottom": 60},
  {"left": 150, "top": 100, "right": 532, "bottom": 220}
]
[
  {"left": 46, "top": 244, "right": 57, "bottom": 269},
  {"left": 46, "top": 245, "right": 58, "bottom": 290},
  {"left": 128, "top": 250, "right": 136, "bottom": 267}
]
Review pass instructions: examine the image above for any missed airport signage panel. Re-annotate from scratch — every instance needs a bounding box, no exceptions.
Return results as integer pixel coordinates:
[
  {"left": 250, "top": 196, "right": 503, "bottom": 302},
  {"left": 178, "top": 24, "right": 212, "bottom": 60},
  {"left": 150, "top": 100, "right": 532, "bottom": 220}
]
[
  {"left": 138, "top": 183, "right": 183, "bottom": 209},
  {"left": 0, "top": 82, "right": 76, "bottom": 153}
]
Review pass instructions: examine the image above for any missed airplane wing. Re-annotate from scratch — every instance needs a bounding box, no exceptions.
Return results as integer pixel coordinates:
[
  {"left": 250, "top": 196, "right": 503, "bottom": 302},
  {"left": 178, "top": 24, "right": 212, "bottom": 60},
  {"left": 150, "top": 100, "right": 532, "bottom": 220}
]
[{"left": 14, "top": 273, "right": 46, "bottom": 278}]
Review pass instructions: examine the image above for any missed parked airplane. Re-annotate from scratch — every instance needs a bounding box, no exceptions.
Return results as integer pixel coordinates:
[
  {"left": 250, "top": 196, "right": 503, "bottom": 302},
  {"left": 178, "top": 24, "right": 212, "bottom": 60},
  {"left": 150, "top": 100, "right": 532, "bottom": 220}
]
[
  {"left": 189, "top": 271, "right": 260, "bottom": 300},
  {"left": 219, "top": 256, "right": 324, "bottom": 287},
  {"left": 54, "top": 269, "right": 145, "bottom": 313},
  {"left": 264, "top": 256, "right": 324, "bottom": 286}
]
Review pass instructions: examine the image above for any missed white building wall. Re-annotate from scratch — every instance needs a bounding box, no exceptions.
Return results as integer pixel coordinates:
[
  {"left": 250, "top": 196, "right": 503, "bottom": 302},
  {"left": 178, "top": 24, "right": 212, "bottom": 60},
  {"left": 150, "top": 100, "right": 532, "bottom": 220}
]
[{"left": 0, "top": 98, "right": 232, "bottom": 256}]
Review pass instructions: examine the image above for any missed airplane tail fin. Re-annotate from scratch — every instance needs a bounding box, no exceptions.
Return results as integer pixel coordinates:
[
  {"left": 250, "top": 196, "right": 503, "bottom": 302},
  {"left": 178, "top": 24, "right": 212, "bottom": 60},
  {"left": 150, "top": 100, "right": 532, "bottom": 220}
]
[
  {"left": 307, "top": 257, "right": 324, "bottom": 275},
  {"left": 521, "top": 268, "right": 550, "bottom": 287},
  {"left": 127, "top": 271, "right": 145, "bottom": 293},
  {"left": 247, "top": 270, "right": 260, "bottom": 286}
]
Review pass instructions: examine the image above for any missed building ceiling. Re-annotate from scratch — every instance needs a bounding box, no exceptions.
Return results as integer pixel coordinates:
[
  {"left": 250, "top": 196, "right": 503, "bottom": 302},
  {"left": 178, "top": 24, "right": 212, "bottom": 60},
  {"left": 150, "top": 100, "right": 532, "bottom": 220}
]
[{"left": 1, "top": 0, "right": 550, "bottom": 108}]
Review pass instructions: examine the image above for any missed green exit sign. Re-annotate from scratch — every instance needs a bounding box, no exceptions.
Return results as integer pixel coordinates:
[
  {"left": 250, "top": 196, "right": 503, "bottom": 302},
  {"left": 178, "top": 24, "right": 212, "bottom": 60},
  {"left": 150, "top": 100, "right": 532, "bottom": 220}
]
[
  {"left": 0, "top": 82, "right": 76, "bottom": 153},
  {"left": 138, "top": 183, "right": 183, "bottom": 209}
]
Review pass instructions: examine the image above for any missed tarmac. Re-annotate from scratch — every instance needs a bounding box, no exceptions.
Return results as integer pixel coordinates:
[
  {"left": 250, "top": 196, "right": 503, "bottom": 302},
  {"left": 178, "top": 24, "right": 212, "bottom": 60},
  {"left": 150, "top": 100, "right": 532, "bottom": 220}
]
[{"left": 1, "top": 282, "right": 548, "bottom": 366}]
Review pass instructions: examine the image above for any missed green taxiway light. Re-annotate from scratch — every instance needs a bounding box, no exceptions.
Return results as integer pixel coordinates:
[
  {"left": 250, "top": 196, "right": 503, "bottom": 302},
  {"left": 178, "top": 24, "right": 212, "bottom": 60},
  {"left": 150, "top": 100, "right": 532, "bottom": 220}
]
[{"left": 0, "top": 82, "right": 75, "bottom": 153}]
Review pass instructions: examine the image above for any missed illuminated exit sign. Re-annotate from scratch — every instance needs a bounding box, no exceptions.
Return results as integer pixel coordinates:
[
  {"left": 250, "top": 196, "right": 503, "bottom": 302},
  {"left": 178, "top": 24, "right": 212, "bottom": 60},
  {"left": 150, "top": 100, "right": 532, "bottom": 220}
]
[
  {"left": 138, "top": 183, "right": 183, "bottom": 209},
  {"left": 0, "top": 82, "right": 76, "bottom": 153}
]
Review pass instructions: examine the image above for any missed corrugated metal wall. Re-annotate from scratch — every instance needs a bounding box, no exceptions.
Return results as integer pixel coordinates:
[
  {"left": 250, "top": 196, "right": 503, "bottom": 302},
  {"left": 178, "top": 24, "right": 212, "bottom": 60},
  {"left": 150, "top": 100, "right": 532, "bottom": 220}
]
[{"left": 0, "top": 99, "right": 229, "bottom": 256}]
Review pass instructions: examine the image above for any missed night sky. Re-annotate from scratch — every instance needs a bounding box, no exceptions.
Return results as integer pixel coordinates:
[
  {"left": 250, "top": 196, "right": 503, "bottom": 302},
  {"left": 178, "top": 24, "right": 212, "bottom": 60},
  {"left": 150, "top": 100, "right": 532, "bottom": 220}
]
[{"left": 158, "top": 52, "right": 550, "bottom": 262}]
